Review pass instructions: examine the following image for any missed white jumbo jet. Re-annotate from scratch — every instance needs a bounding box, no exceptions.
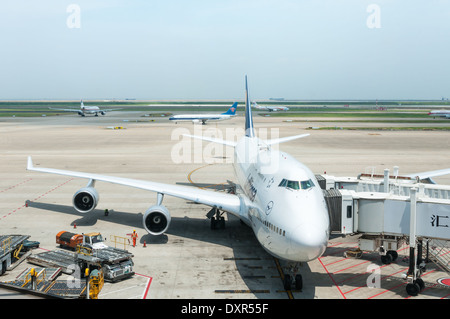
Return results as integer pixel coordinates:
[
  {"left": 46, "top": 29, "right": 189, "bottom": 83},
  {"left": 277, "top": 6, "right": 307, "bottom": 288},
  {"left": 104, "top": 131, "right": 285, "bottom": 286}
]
[
  {"left": 428, "top": 110, "right": 450, "bottom": 119},
  {"left": 49, "top": 100, "right": 118, "bottom": 117},
  {"left": 28, "top": 76, "right": 329, "bottom": 290},
  {"left": 252, "top": 101, "right": 289, "bottom": 112},
  {"left": 169, "top": 102, "right": 238, "bottom": 125}
]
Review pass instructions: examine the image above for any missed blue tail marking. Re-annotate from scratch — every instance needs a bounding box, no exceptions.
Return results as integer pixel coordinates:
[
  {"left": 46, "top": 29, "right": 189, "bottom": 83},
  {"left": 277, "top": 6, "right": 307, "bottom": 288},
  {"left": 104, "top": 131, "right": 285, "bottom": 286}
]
[{"left": 222, "top": 102, "right": 238, "bottom": 115}]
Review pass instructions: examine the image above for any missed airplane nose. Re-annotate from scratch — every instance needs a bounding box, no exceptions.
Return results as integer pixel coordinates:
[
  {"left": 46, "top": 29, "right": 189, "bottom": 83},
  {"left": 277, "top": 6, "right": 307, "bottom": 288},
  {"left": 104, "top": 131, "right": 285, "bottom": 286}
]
[{"left": 290, "top": 223, "right": 328, "bottom": 261}]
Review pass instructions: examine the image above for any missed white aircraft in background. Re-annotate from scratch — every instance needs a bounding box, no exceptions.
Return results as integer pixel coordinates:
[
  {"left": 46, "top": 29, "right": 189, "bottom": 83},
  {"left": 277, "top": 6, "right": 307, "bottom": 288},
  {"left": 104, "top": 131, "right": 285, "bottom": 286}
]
[
  {"left": 169, "top": 102, "right": 238, "bottom": 125},
  {"left": 49, "top": 100, "right": 118, "bottom": 117},
  {"left": 27, "top": 77, "right": 328, "bottom": 290},
  {"left": 252, "top": 101, "right": 289, "bottom": 112},
  {"left": 428, "top": 110, "right": 450, "bottom": 119}
]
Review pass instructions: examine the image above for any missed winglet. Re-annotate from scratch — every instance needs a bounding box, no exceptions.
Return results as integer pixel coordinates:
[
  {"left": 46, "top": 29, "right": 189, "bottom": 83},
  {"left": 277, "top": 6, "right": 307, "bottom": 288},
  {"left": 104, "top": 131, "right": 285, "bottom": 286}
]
[{"left": 27, "top": 156, "right": 34, "bottom": 170}]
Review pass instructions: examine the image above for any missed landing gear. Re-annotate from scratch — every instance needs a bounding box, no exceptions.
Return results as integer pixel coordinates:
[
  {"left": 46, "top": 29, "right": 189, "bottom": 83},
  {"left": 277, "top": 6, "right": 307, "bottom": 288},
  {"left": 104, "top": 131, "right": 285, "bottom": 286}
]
[
  {"left": 283, "top": 274, "right": 303, "bottom": 291},
  {"left": 283, "top": 263, "right": 303, "bottom": 291},
  {"left": 211, "top": 216, "right": 225, "bottom": 230},
  {"left": 207, "top": 207, "right": 225, "bottom": 230}
]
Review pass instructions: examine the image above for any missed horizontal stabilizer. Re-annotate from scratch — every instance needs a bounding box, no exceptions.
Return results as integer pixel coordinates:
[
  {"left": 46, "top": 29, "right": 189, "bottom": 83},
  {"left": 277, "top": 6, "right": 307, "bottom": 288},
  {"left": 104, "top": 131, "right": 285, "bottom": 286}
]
[
  {"left": 182, "top": 134, "right": 237, "bottom": 147},
  {"left": 264, "top": 133, "right": 310, "bottom": 146},
  {"left": 405, "top": 168, "right": 450, "bottom": 180}
]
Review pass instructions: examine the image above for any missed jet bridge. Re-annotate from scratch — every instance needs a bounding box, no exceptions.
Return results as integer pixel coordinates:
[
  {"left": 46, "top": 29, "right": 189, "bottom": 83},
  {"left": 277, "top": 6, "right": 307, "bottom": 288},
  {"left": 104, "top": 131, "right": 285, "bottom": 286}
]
[{"left": 318, "top": 170, "right": 450, "bottom": 296}]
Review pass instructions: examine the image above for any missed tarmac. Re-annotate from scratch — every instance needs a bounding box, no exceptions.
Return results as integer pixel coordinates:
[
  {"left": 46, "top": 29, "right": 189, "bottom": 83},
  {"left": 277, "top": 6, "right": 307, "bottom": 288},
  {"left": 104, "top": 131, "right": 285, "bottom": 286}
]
[{"left": 0, "top": 110, "right": 449, "bottom": 300}]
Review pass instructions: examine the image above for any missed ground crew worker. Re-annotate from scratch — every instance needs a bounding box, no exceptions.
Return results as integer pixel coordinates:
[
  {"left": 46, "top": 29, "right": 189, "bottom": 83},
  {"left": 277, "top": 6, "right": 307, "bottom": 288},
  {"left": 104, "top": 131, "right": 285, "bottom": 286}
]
[{"left": 131, "top": 229, "right": 138, "bottom": 247}]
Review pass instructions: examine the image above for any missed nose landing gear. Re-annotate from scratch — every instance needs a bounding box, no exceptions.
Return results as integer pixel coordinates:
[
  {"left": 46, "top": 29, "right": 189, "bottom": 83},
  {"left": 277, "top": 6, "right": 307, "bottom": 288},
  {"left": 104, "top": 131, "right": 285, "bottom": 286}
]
[{"left": 283, "top": 262, "right": 303, "bottom": 291}]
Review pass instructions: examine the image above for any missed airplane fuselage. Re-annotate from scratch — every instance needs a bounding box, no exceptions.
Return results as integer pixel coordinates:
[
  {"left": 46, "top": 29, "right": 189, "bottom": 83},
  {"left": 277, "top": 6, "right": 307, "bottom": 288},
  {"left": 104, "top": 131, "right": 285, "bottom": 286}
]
[
  {"left": 428, "top": 110, "right": 450, "bottom": 118},
  {"left": 169, "top": 114, "right": 234, "bottom": 123},
  {"left": 232, "top": 136, "right": 329, "bottom": 262},
  {"left": 259, "top": 107, "right": 289, "bottom": 112},
  {"left": 80, "top": 106, "right": 104, "bottom": 116}
]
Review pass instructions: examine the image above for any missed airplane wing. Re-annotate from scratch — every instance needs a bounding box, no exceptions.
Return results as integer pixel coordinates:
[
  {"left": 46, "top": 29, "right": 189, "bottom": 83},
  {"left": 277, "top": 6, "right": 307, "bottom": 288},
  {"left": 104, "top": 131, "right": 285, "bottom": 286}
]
[
  {"left": 48, "top": 107, "right": 121, "bottom": 112},
  {"left": 98, "top": 109, "right": 121, "bottom": 112},
  {"left": 26, "top": 156, "right": 242, "bottom": 216}
]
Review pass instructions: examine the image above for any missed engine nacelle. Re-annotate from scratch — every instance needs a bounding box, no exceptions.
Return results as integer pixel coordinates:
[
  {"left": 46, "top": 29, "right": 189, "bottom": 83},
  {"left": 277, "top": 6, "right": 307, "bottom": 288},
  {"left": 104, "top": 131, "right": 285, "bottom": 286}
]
[
  {"left": 72, "top": 187, "right": 99, "bottom": 213},
  {"left": 143, "top": 205, "right": 171, "bottom": 235}
]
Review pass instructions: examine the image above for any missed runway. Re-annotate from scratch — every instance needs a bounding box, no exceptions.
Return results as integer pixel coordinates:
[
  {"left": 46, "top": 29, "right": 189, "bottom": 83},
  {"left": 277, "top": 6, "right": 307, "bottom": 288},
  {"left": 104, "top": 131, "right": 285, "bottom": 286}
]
[{"left": 0, "top": 110, "right": 449, "bottom": 299}]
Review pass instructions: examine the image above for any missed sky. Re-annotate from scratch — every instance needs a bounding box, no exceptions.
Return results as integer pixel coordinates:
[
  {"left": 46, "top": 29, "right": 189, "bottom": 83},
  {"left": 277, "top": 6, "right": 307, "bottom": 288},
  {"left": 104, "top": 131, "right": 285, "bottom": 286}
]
[{"left": 0, "top": 0, "right": 449, "bottom": 100}]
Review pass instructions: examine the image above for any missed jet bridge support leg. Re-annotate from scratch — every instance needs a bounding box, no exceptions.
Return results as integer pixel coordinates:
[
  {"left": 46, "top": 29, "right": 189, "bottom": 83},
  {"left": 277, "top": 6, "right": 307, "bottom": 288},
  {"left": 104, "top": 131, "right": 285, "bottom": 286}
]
[{"left": 404, "top": 188, "right": 425, "bottom": 296}]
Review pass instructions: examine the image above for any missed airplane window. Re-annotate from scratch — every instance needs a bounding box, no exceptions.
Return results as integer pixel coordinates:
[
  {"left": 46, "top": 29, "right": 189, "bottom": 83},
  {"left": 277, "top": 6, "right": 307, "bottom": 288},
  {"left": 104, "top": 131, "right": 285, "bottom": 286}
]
[
  {"left": 279, "top": 178, "right": 314, "bottom": 190},
  {"left": 287, "top": 181, "right": 300, "bottom": 190},
  {"left": 300, "top": 179, "right": 315, "bottom": 190}
]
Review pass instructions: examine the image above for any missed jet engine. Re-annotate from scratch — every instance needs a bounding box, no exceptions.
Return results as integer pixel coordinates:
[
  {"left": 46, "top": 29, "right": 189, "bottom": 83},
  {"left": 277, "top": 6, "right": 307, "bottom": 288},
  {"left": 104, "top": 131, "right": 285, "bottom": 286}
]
[
  {"left": 143, "top": 205, "right": 171, "bottom": 235},
  {"left": 72, "top": 187, "right": 99, "bottom": 213}
]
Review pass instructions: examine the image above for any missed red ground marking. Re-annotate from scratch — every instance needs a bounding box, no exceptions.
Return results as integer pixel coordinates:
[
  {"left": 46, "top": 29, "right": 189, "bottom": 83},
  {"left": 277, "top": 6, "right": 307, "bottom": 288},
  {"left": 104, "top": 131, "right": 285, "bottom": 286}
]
[
  {"left": 318, "top": 257, "right": 346, "bottom": 299},
  {"left": 135, "top": 273, "right": 153, "bottom": 299},
  {"left": 0, "top": 178, "right": 73, "bottom": 221},
  {"left": 0, "top": 178, "right": 33, "bottom": 193}
]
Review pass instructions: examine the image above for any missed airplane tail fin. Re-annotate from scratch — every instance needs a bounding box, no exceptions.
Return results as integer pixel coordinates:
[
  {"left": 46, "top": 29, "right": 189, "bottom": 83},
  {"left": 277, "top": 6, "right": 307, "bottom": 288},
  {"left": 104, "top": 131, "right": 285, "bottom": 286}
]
[
  {"left": 244, "top": 75, "right": 255, "bottom": 138},
  {"left": 221, "top": 102, "right": 238, "bottom": 115},
  {"left": 81, "top": 100, "right": 84, "bottom": 108}
]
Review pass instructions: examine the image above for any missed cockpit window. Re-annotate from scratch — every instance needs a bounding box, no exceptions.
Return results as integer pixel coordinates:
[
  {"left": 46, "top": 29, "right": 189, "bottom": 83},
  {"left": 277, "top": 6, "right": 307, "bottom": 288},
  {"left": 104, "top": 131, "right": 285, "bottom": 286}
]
[
  {"left": 279, "top": 178, "right": 315, "bottom": 190},
  {"left": 301, "top": 179, "right": 314, "bottom": 190},
  {"left": 287, "top": 180, "right": 299, "bottom": 190}
]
